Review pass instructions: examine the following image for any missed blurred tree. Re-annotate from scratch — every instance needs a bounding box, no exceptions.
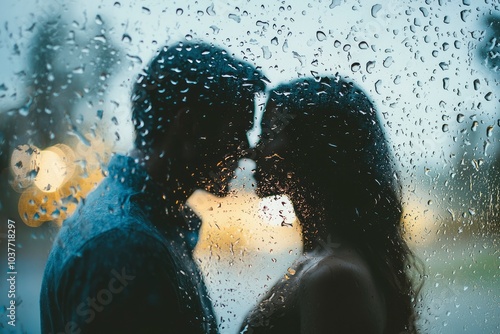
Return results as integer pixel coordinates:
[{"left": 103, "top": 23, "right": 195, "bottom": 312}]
[
  {"left": 1, "top": 13, "right": 122, "bottom": 166},
  {"left": 465, "top": 13, "right": 500, "bottom": 236},
  {"left": 479, "top": 15, "right": 500, "bottom": 72},
  {"left": 473, "top": 13, "right": 500, "bottom": 237},
  {"left": 422, "top": 13, "right": 500, "bottom": 241},
  {"left": 0, "top": 13, "right": 122, "bottom": 227}
]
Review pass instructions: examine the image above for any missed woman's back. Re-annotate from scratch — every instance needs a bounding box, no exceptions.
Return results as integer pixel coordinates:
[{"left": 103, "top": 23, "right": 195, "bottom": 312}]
[{"left": 242, "top": 243, "right": 387, "bottom": 333}]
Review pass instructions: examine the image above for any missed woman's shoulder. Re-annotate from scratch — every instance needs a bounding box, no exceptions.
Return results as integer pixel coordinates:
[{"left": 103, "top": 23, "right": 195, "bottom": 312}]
[
  {"left": 298, "top": 245, "right": 387, "bottom": 333},
  {"left": 301, "top": 244, "right": 374, "bottom": 285}
]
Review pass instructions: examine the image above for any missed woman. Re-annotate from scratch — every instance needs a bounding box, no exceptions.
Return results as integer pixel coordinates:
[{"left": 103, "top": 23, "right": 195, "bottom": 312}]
[{"left": 241, "top": 76, "right": 422, "bottom": 333}]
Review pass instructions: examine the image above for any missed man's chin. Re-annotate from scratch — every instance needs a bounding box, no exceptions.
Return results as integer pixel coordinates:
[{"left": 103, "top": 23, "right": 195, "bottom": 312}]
[
  {"left": 255, "top": 182, "right": 285, "bottom": 198},
  {"left": 202, "top": 181, "right": 230, "bottom": 197},
  {"left": 203, "top": 170, "right": 234, "bottom": 197}
]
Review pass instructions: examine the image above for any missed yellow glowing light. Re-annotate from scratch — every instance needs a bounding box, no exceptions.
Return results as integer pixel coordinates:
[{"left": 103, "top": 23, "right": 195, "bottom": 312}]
[
  {"left": 13, "top": 140, "right": 107, "bottom": 227},
  {"left": 32, "top": 144, "right": 76, "bottom": 193},
  {"left": 10, "top": 144, "right": 41, "bottom": 192},
  {"left": 34, "top": 150, "right": 68, "bottom": 192},
  {"left": 401, "top": 196, "right": 438, "bottom": 246},
  {"left": 49, "top": 144, "right": 76, "bottom": 174},
  {"left": 190, "top": 189, "right": 303, "bottom": 260},
  {"left": 18, "top": 187, "right": 58, "bottom": 227},
  {"left": 189, "top": 188, "right": 303, "bottom": 332},
  {"left": 18, "top": 188, "right": 45, "bottom": 227}
]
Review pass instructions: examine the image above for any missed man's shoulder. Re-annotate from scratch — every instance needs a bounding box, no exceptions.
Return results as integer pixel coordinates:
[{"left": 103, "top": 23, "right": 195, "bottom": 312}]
[
  {"left": 47, "top": 178, "right": 168, "bottom": 270},
  {"left": 57, "top": 180, "right": 133, "bottom": 241}
]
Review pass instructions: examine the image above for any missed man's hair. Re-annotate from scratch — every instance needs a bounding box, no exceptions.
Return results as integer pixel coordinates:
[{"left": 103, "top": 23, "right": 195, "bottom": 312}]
[{"left": 131, "top": 40, "right": 266, "bottom": 151}]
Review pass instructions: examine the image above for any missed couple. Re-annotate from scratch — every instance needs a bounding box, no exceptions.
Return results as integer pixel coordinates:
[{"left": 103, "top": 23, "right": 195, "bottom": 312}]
[{"left": 40, "top": 40, "right": 419, "bottom": 334}]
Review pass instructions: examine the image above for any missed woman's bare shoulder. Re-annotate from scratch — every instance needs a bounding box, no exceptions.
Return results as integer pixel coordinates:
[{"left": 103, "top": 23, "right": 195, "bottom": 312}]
[
  {"left": 240, "top": 255, "right": 318, "bottom": 332},
  {"left": 242, "top": 246, "right": 387, "bottom": 333},
  {"left": 298, "top": 245, "right": 387, "bottom": 333}
]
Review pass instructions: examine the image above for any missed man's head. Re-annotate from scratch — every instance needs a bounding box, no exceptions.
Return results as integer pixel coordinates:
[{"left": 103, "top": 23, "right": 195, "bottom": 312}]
[{"left": 132, "top": 40, "right": 266, "bottom": 195}]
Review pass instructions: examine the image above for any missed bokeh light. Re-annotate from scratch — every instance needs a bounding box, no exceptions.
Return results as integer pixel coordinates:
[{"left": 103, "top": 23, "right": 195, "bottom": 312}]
[
  {"left": 10, "top": 144, "right": 40, "bottom": 192},
  {"left": 11, "top": 136, "right": 109, "bottom": 227},
  {"left": 33, "top": 145, "right": 74, "bottom": 193},
  {"left": 191, "top": 190, "right": 302, "bottom": 258}
]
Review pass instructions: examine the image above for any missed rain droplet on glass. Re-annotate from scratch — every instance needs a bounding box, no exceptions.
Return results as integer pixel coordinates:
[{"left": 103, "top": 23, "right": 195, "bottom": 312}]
[
  {"left": 393, "top": 75, "right": 401, "bottom": 84},
  {"left": 359, "top": 41, "right": 369, "bottom": 50},
  {"left": 73, "top": 66, "right": 84, "bottom": 74},
  {"left": 374, "top": 80, "right": 382, "bottom": 94},
  {"left": 383, "top": 56, "right": 393, "bottom": 68},
  {"left": 366, "top": 61, "right": 376, "bottom": 74},
  {"left": 210, "top": 25, "right": 220, "bottom": 34},
  {"left": 262, "top": 46, "right": 272, "bottom": 59},
  {"left": 486, "top": 125, "right": 493, "bottom": 137},
  {"left": 371, "top": 4, "right": 382, "bottom": 18},
  {"left": 316, "top": 31, "right": 327, "bottom": 42},
  {"left": 282, "top": 39, "right": 289, "bottom": 52},
  {"left": 207, "top": 4, "right": 216, "bottom": 16},
  {"left": 122, "top": 34, "right": 132, "bottom": 43},
  {"left": 443, "top": 77, "right": 449, "bottom": 90},
  {"left": 229, "top": 13, "right": 241, "bottom": 23},
  {"left": 94, "top": 35, "right": 107, "bottom": 43},
  {"left": 256, "top": 20, "right": 269, "bottom": 28},
  {"left": 460, "top": 10, "right": 470, "bottom": 22}
]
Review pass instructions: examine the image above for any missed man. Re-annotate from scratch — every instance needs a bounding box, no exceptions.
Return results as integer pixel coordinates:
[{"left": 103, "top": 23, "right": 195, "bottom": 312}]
[{"left": 40, "top": 40, "right": 266, "bottom": 334}]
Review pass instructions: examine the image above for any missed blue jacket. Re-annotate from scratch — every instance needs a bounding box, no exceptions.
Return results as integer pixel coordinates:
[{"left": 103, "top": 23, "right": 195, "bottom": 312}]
[{"left": 40, "top": 154, "right": 217, "bottom": 333}]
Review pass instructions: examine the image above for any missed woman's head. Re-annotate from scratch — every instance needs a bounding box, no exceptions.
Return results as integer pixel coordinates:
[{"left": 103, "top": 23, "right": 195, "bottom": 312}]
[{"left": 257, "top": 76, "right": 401, "bottom": 239}]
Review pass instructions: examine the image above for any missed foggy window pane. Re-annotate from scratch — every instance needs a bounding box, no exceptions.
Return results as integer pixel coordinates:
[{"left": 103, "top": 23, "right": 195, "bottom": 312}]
[{"left": 0, "top": 1, "right": 498, "bottom": 333}]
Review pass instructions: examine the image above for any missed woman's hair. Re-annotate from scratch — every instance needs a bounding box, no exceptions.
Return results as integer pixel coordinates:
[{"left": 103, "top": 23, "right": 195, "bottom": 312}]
[{"left": 261, "top": 76, "right": 423, "bottom": 333}]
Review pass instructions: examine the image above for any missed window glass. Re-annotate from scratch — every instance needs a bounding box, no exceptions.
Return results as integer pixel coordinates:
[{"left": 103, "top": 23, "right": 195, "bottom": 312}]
[{"left": 0, "top": 1, "right": 498, "bottom": 333}]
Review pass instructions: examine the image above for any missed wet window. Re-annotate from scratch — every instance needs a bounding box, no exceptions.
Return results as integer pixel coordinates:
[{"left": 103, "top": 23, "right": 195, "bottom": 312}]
[{"left": 0, "top": 1, "right": 498, "bottom": 333}]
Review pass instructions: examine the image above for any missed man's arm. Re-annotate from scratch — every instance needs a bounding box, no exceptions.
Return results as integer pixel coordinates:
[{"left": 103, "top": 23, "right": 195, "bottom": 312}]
[{"left": 51, "top": 227, "right": 195, "bottom": 334}]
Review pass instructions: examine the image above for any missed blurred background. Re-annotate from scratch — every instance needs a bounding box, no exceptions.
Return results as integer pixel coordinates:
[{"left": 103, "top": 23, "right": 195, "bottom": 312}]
[{"left": 0, "top": 0, "right": 498, "bottom": 333}]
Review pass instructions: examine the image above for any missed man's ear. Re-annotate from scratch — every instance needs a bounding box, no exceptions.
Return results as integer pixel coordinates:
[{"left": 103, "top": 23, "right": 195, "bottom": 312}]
[
  {"left": 171, "top": 107, "right": 200, "bottom": 161},
  {"left": 172, "top": 107, "right": 193, "bottom": 137}
]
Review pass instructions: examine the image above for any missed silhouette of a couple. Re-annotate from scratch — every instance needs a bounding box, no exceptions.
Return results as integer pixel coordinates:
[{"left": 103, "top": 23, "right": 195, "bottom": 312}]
[{"left": 40, "top": 40, "right": 420, "bottom": 334}]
